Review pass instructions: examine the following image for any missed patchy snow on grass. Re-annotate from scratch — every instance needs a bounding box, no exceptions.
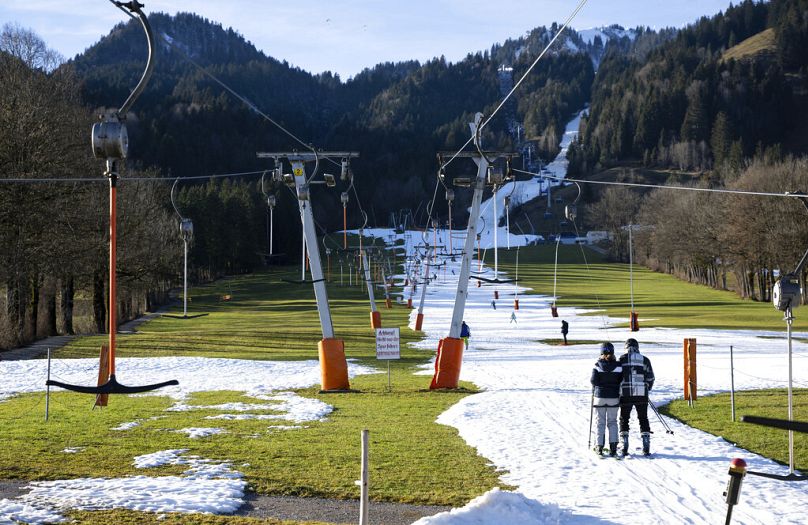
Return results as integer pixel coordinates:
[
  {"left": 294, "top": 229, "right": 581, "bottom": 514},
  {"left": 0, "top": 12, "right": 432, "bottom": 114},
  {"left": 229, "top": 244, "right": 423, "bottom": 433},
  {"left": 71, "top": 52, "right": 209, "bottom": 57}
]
[{"left": 175, "top": 427, "right": 225, "bottom": 439}]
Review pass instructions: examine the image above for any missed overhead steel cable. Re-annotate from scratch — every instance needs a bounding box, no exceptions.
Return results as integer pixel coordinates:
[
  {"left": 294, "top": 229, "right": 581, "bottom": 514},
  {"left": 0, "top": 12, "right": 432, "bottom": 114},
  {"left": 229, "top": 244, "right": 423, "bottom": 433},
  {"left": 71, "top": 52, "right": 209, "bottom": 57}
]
[
  {"left": 0, "top": 169, "right": 268, "bottom": 184},
  {"left": 514, "top": 168, "right": 808, "bottom": 199},
  {"left": 439, "top": 0, "right": 590, "bottom": 172}
]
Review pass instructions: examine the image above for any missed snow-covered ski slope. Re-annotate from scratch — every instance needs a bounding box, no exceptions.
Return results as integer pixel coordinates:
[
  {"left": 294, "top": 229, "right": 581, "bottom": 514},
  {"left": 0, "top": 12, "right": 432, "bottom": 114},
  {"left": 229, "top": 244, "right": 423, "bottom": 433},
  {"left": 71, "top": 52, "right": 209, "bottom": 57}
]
[
  {"left": 396, "top": 243, "right": 808, "bottom": 524},
  {"left": 471, "top": 109, "right": 585, "bottom": 249}
]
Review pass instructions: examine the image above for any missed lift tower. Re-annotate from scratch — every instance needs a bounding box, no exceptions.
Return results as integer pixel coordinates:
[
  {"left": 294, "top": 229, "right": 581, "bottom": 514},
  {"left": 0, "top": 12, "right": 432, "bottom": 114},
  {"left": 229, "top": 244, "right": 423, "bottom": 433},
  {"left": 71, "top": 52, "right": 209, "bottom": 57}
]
[
  {"left": 431, "top": 114, "right": 516, "bottom": 389},
  {"left": 257, "top": 151, "right": 358, "bottom": 391}
]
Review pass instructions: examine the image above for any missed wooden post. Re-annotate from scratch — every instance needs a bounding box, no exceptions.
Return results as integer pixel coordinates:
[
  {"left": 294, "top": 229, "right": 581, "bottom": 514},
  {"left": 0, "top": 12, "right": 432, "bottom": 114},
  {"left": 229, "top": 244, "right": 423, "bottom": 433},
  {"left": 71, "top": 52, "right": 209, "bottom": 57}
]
[
  {"left": 94, "top": 345, "right": 111, "bottom": 408},
  {"left": 358, "top": 429, "right": 369, "bottom": 525},
  {"left": 683, "top": 338, "right": 697, "bottom": 406}
]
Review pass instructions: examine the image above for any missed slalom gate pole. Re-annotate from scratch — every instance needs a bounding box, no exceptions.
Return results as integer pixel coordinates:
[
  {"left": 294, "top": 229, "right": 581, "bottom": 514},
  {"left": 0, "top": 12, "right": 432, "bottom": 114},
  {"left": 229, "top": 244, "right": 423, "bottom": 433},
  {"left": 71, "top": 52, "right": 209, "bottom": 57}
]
[
  {"left": 649, "top": 401, "right": 674, "bottom": 434},
  {"left": 587, "top": 389, "right": 594, "bottom": 449}
]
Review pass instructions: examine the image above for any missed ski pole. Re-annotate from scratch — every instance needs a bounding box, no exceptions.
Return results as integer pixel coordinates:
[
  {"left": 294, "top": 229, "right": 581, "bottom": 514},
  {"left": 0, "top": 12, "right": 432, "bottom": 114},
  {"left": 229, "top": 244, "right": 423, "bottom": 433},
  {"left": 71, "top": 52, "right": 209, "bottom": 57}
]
[
  {"left": 649, "top": 400, "right": 674, "bottom": 434},
  {"left": 587, "top": 388, "right": 595, "bottom": 448}
]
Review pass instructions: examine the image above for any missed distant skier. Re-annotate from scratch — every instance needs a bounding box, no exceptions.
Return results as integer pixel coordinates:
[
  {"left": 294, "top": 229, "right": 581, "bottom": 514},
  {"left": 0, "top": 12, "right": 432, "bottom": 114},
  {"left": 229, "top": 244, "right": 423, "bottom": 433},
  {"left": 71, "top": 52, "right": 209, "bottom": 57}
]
[
  {"left": 618, "top": 338, "right": 655, "bottom": 456},
  {"left": 460, "top": 321, "right": 470, "bottom": 349},
  {"left": 491, "top": 300, "right": 497, "bottom": 310},
  {"left": 590, "top": 342, "right": 622, "bottom": 456},
  {"left": 561, "top": 320, "right": 569, "bottom": 345},
  {"left": 510, "top": 311, "right": 517, "bottom": 324}
]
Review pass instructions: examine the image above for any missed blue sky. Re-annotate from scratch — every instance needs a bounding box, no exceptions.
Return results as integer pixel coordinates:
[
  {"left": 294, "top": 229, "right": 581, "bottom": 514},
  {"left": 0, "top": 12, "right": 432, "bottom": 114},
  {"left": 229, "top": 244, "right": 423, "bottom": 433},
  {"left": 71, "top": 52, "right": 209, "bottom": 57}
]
[{"left": 1, "top": 0, "right": 736, "bottom": 79}]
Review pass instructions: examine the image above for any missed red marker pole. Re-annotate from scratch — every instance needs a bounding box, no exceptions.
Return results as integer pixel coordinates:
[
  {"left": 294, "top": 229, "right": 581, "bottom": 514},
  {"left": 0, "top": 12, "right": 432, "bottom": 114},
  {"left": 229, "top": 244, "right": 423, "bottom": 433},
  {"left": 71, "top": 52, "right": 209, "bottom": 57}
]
[{"left": 723, "top": 458, "right": 747, "bottom": 525}]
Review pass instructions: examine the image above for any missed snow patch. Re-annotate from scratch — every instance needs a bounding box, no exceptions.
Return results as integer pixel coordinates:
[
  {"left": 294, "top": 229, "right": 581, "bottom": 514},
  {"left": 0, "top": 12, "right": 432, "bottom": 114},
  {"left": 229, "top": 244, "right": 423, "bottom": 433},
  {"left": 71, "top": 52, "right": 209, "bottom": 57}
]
[
  {"left": 412, "top": 488, "right": 565, "bottom": 524},
  {"left": 176, "top": 427, "right": 224, "bottom": 439}
]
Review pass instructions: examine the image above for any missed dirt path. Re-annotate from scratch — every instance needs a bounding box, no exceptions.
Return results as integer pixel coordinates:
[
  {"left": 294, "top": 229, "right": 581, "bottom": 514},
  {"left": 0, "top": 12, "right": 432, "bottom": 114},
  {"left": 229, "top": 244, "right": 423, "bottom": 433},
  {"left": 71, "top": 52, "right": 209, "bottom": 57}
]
[{"left": 0, "top": 480, "right": 449, "bottom": 524}]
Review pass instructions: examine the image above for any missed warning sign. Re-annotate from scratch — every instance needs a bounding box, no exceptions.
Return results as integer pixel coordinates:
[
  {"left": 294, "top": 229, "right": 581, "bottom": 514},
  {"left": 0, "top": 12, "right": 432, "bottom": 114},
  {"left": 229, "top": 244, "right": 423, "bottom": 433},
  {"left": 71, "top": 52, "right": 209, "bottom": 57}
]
[{"left": 375, "top": 327, "right": 400, "bottom": 360}]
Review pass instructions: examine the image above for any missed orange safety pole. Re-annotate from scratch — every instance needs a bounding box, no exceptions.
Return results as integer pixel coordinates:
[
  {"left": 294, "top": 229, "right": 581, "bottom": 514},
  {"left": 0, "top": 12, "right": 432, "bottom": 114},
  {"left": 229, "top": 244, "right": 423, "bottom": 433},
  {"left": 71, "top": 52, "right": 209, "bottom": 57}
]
[{"left": 108, "top": 173, "right": 117, "bottom": 376}]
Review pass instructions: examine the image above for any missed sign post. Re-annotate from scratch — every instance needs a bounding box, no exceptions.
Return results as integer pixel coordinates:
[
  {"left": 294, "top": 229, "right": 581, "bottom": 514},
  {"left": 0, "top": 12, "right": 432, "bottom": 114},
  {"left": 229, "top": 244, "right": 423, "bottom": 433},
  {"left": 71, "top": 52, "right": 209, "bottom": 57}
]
[{"left": 375, "top": 327, "right": 400, "bottom": 390}]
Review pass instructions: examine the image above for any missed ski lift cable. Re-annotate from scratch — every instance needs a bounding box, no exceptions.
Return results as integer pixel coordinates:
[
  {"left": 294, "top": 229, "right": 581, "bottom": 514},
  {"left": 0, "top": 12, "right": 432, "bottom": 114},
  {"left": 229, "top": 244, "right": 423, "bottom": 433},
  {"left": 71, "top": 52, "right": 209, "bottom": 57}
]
[
  {"left": 513, "top": 168, "right": 808, "bottom": 200},
  {"left": 0, "top": 169, "right": 269, "bottom": 184},
  {"left": 439, "top": 0, "right": 590, "bottom": 172}
]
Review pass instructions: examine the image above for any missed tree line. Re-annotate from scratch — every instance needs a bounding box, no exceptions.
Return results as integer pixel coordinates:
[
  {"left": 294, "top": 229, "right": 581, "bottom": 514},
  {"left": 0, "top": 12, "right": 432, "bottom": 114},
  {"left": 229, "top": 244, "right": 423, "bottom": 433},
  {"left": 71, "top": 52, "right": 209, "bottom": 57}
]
[{"left": 587, "top": 156, "right": 808, "bottom": 303}]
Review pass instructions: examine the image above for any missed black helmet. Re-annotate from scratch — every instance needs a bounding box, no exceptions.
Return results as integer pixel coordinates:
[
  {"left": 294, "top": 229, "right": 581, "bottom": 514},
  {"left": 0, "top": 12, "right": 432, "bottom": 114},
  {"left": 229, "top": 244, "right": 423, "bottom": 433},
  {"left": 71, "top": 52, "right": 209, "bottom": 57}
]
[
  {"left": 600, "top": 342, "right": 614, "bottom": 355},
  {"left": 625, "top": 338, "right": 639, "bottom": 352}
]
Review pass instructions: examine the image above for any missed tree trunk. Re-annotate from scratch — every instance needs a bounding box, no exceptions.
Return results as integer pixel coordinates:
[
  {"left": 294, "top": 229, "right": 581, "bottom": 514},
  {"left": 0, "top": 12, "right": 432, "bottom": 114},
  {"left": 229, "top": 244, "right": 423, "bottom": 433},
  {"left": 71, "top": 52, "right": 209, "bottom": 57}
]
[
  {"left": 59, "top": 276, "right": 74, "bottom": 335},
  {"left": 92, "top": 268, "right": 106, "bottom": 334},
  {"left": 43, "top": 279, "right": 57, "bottom": 337},
  {"left": 5, "top": 278, "right": 21, "bottom": 347},
  {"left": 24, "top": 274, "right": 40, "bottom": 342}
]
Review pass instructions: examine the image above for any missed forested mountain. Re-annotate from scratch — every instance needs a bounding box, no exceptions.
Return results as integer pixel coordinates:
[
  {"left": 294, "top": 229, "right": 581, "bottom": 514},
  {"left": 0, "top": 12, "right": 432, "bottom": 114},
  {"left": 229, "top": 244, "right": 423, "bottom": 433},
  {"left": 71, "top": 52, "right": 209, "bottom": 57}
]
[
  {"left": 568, "top": 0, "right": 808, "bottom": 175},
  {"left": 68, "top": 11, "right": 598, "bottom": 263},
  {"left": 574, "top": 0, "right": 808, "bottom": 304}
]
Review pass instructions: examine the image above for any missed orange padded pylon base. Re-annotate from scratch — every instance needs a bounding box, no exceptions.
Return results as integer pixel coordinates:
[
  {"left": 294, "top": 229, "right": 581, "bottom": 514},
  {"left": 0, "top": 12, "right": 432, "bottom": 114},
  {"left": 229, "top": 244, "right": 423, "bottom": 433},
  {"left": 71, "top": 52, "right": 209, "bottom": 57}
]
[
  {"left": 630, "top": 311, "right": 639, "bottom": 332},
  {"left": 407, "top": 298, "right": 413, "bottom": 308},
  {"left": 318, "top": 338, "right": 350, "bottom": 391},
  {"left": 415, "top": 312, "right": 424, "bottom": 331},
  {"left": 385, "top": 298, "right": 392, "bottom": 309},
  {"left": 514, "top": 299, "right": 520, "bottom": 310},
  {"left": 430, "top": 337, "right": 464, "bottom": 389},
  {"left": 370, "top": 310, "right": 382, "bottom": 329},
  {"left": 494, "top": 290, "right": 499, "bottom": 300}
]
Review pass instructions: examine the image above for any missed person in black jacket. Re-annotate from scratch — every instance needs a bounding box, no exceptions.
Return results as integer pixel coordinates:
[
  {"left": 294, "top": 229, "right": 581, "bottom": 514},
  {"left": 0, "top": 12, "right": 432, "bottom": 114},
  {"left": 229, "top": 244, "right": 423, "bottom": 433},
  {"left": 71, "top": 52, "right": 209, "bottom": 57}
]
[
  {"left": 589, "top": 342, "right": 622, "bottom": 456},
  {"left": 618, "top": 338, "right": 655, "bottom": 456}
]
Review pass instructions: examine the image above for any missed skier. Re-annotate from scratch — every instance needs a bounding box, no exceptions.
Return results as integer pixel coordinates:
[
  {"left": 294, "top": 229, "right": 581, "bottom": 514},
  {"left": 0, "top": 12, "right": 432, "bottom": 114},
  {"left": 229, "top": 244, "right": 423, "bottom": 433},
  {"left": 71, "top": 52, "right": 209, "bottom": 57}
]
[
  {"left": 618, "top": 338, "right": 655, "bottom": 456},
  {"left": 460, "top": 321, "right": 470, "bottom": 349},
  {"left": 590, "top": 342, "right": 622, "bottom": 456},
  {"left": 491, "top": 300, "right": 497, "bottom": 310},
  {"left": 561, "top": 320, "right": 569, "bottom": 345},
  {"left": 510, "top": 311, "right": 517, "bottom": 324}
]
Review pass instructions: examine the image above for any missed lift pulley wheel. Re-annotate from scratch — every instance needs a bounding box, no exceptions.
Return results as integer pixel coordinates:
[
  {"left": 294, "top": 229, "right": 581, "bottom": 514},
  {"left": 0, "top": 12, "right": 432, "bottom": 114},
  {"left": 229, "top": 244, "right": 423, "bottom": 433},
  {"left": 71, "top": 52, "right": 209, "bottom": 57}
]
[
  {"left": 180, "top": 218, "right": 193, "bottom": 240},
  {"left": 92, "top": 118, "right": 128, "bottom": 160},
  {"left": 446, "top": 189, "right": 455, "bottom": 202},
  {"left": 773, "top": 274, "right": 802, "bottom": 311},
  {"left": 341, "top": 159, "right": 349, "bottom": 180},
  {"left": 487, "top": 167, "right": 504, "bottom": 186},
  {"left": 297, "top": 184, "right": 310, "bottom": 201}
]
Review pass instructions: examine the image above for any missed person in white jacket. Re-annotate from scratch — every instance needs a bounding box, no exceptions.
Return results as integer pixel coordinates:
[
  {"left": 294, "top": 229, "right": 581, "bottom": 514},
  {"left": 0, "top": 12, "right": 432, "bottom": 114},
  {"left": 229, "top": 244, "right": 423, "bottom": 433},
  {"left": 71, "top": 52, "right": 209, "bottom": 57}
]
[{"left": 618, "top": 338, "right": 655, "bottom": 456}]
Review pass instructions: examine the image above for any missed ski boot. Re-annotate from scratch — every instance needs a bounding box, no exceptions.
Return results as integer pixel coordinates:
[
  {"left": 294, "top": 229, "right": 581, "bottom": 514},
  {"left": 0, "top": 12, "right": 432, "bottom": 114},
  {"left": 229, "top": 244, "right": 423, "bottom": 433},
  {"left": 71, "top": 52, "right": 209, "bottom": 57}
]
[
  {"left": 609, "top": 442, "right": 618, "bottom": 457},
  {"left": 594, "top": 444, "right": 604, "bottom": 456},
  {"left": 641, "top": 432, "right": 651, "bottom": 456},
  {"left": 620, "top": 431, "right": 629, "bottom": 456}
]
